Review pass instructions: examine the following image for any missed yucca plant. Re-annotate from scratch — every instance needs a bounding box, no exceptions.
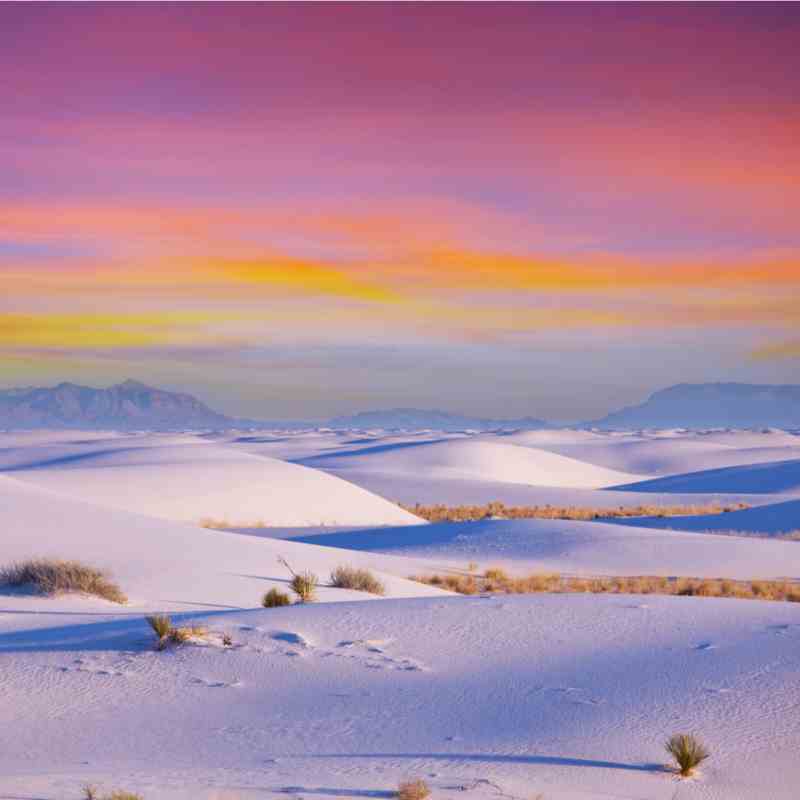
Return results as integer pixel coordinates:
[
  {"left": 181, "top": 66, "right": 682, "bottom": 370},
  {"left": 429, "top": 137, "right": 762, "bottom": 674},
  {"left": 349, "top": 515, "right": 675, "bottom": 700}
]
[
  {"left": 665, "top": 733, "right": 709, "bottom": 776},
  {"left": 290, "top": 570, "right": 318, "bottom": 603},
  {"left": 145, "top": 614, "right": 172, "bottom": 650},
  {"left": 262, "top": 587, "right": 292, "bottom": 608}
]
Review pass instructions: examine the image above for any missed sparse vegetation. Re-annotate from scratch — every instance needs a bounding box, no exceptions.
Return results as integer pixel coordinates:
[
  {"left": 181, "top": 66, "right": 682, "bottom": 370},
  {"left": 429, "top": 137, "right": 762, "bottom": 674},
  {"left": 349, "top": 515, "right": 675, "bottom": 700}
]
[
  {"left": 262, "top": 587, "right": 292, "bottom": 607},
  {"left": 665, "top": 733, "right": 710, "bottom": 777},
  {"left": 278, "top": 555, "right": 318, "bottom": 602},
  {"left": 200, "top": 517, "right": 269, "bottom": 530},
  {"left": 222, "top": 632, "right": 233, "bottom": 646},
  {"left": 84, "top": 788, "right": 143, "bottom": 800},
  {"left": 145, "top": 614, "right": 207, "bottom": 650},
  {"left": 396, "top": 779, "right": 431, "bottom": 800},
  {"left": 400, "top": 500, "right": 749, "bottom": 523},
  {"left": 0, "top": 559, "right": 127, "bottom": 604},
  {"left": 330, "top": 565, "right": 386, "bottom": 595},
  {"left": 412, "top": 570, "right": 800, "bottom": 603},
  {"left": 291, "top": 571, "right": 318, "bottom": 602}
]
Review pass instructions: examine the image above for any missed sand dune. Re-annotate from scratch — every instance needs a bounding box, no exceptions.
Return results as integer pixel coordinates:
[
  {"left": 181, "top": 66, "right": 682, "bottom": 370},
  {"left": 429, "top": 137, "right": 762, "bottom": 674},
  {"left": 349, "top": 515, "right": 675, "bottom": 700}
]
[
  {"left": 2, "top": 594, "right": 800, "bottom": 799},
  {"left": 0, "top": 435, "right": 423, "bottom": 527},
  {"left": 300, "top": 438, "right": 643, "bottom": 489},
  {"left": 0, "top": 475, "right": 440, "bottom": 611},
  {"left": 291, "top": 517, "right": 800, "bottom": 579},
  {"left": 613, "top": 496, "right": 800, "bottom": 536},
  {"left": 614, "top": 458, "right": 800, "bottom": 494}
]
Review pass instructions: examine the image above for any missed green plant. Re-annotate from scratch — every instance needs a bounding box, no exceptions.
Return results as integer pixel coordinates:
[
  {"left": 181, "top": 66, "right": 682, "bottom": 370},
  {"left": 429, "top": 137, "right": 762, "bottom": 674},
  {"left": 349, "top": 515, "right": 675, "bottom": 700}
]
[
  {"left": 665, "top": 733, "right": 710, "bottom": 777},
  {"left": 329, "top": 565, "right": 385, "bottom": 595},
  {"left": 262, "top": 587, "right": 292, "bottom": 607}
]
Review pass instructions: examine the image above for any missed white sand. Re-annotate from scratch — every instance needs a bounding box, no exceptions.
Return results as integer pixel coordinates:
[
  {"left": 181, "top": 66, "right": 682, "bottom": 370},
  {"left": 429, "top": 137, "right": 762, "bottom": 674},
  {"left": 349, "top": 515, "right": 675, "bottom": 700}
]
[{"left": 3, "top": 428, "right": 800, "bottom": 799}]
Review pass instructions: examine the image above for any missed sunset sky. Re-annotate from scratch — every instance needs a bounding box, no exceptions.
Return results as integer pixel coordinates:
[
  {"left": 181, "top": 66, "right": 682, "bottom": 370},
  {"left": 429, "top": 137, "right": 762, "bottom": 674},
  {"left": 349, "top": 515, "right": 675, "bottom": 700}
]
[{"left": 2, "top": 2, "right": 798, "bottom": 421}]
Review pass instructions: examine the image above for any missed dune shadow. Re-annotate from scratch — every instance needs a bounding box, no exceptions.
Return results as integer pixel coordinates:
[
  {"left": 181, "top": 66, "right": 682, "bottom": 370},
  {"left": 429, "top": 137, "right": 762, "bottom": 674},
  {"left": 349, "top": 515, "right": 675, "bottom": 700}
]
[
  {"left": 306, "top": 753, "right": 666, "bottom": 774},
  {"left": 280, "top": 788, "right": 394, "bottom": 798},
  {"left": 0, "top": 608, "right": 238, "bottom": 653},
  {"left": 293, "top": 438, "right": 449, "bottom": 465}
]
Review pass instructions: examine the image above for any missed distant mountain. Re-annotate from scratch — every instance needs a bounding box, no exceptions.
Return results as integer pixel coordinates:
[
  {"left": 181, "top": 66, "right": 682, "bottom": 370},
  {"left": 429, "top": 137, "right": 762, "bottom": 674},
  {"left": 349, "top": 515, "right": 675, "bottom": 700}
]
[
  {"left": 586, "top": 383, "right": 800, "bottom": 430},
  {"left": 326, "top": 408, "right": 548, "bottom": 432},
  {"left": 0, "top": 380, "right": 241, "bottom": 431}
]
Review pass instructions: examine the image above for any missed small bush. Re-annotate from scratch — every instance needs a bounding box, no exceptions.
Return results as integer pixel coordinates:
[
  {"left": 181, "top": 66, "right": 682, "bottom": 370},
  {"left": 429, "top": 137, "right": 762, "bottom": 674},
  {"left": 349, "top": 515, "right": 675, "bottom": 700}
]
[
  {"left": 146, "top": 615, "right": 207, "bottom": 650},
  {"left": 665, "top": 733, "right": 709, "bottom": 777},
  {"left": 397, "top": 779, "right": 431, "bottom": 800},
  {"left": 290, "top": 571, "right": 318, "bottom": 603},
  {"left": 330, "top": 565, "right": 386, "bottom": 595},
  {"left": 484, "top": 567, "right": 509, "bottom": 582},
  {"left": 222, "top": 632, "right": 233, "bottom": 646},
  {"left": 146, "top": 614, "right": 172, "bottom": 649},
  {"left": 0, "top": 559, "right": 127, "bottom": 604},
  {"left": 263, "top": 588, "right": 292, "bottom": 607}
]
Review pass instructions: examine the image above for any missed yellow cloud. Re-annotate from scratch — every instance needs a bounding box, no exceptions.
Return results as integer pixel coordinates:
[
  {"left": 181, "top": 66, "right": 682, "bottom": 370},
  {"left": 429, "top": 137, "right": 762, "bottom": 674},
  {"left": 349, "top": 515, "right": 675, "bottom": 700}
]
[{"left": 0, "top": 312, "right": 226, "bottom": 350}]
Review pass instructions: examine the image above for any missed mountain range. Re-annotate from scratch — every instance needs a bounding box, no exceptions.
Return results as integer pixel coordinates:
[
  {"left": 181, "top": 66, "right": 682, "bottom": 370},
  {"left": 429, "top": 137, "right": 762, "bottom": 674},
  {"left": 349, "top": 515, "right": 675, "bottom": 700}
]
[
  {"left": 0, "top": 380, "right": 798, "bottom": 431},
  {"left": 585, "top": 383, "right": 800, "bottom": 430}
]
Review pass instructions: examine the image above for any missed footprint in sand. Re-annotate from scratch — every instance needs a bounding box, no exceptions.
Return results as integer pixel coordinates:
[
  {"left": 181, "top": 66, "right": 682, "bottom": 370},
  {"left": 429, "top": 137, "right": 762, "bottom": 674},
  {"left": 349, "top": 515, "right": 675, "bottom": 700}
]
[{"left": 694, "top": 641, "right": 716, "bottom": 651}]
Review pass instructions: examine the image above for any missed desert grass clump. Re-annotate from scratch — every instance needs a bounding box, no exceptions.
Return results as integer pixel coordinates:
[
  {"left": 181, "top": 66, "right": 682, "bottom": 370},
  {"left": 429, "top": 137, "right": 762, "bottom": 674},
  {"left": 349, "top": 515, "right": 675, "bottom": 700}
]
[
  {"left": 84, "top": 788, "right": 143, "bottom": 800},
  {"left": 396, "top": 779, "right": 431, "bottom": 800},
  {"left": 0, "top": 558, "right": 127, "bottom": 604},
  {"left": 400, "top": 500, "right": 749, "bottom": 523},
  {"left": 146, "top": 614, "right": 207, "bottom": 650},
  {"left": 290, "top": 571, "right": 318, "bottom": 602},
  {"left": 278, "top": 555, "right": 318, "bottom": 602},
  {"left": 410, "top": 571, "right": 800, "bottom": 604},
  {"left": 262, "top": 587, "right": 292, "bottom": 607},
  {"left": 665, "top": 733, "right": 709, "bottom": 777},
  {"left": 330, "top": 565, "right": 386, "bottom": 595}
]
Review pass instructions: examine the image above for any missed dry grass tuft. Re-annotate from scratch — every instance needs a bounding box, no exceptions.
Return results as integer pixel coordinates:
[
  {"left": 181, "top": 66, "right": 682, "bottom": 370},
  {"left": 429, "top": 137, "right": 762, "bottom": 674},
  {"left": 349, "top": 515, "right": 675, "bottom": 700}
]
[
  {"left": 0, "top": 559, "right": 127, "bottom": 604},
  {"left": 412, "top": 571, "right": 800, "bottom": 603},
  {"left": 665, "top": 733, "right": 709, "bottom": 777},
  {"left": 330, "top": 565, "right": 386, "bottom": 595},
  {"left": 84, "top": 788, "right": 143, "bottom": 800},
  {"left": 290, "top": 571, "right": 318, "bottom": 602},
  {"left": 397, "top": 779, "right": 431, "bottom": 800},
  {"left": 262, "top": 587, "right": 292, "bottom": 607},
  {"left": 401, "top": 500, "right": 749, "bottom": 523},
  {"left": 146, "top": 614, "right": 207, "bottom": 650}
]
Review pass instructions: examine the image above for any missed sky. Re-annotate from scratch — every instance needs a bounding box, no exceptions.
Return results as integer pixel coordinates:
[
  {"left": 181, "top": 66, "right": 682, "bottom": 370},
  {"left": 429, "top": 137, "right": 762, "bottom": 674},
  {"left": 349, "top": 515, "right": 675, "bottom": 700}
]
[{"left": 1, "top": 2, "right": 799, "bottom": 422}]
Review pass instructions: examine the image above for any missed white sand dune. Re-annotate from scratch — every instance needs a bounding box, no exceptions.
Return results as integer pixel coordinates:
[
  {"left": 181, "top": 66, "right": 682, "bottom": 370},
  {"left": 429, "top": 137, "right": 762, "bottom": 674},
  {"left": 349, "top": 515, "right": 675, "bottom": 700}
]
[
  {"left": 0, "top": 475, "right": 441, "bottom": 611},
  {"left": 2, "top": 594, "right": 800, "bottom": 799},
  {"left": 612, "top": 497, "right": 800, "bottom": 536},
  {"left": 493, "top": 430, "right": 800, "bottom": 477},
  {"left": 613, "top": 458, "right": 800, "bottom": 495},
  {"left": 300, "top": 438, "right": 643, "bottom": 489},
  {"left": 290, "top": 517, "right": 800, "bottom": 579},
  {"left": 0, "top": 435, "right": 423, "bottom": 527},
  {"left": 4, "top": 428, "right": 800, "bottom": 800}
]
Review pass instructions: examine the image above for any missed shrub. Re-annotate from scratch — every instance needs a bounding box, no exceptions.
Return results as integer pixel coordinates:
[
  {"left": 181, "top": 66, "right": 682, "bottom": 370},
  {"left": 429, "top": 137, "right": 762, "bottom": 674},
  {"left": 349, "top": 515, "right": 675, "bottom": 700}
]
[
  {"left": 146, "top": 614, "right": 172, "bottom": 649},
  {"left": 290, "top": 571, "right": 318, "bottom": 603},
  {"left": 484, "top": 567, "right": 509, "bottom": 582},
  {"left": 329, "top": 565, "right": 386, "bottom": 595},
  {"left": 263, "top": 587, "right": 292, "bottom": 607},
  {"left": 145, "top": 615, "right": 206, "bottom": 650},
  {"left": 222, "top": 632, "right": 233, "bottom": 646},
  {"left": 665, "top": 733, "right": 709, "bottom": 777},
  {"left": 397, "top": 779, "right": 431, "bottom": 800},
  {"left": 0, "top": 559, "right": 127, "bottom": 604}
]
